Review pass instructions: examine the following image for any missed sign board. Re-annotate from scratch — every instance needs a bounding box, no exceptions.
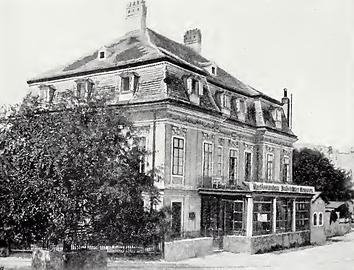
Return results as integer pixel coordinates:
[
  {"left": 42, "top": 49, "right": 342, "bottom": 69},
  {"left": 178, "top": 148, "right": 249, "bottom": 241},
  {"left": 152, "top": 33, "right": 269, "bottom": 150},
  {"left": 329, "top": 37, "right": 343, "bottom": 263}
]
[
  {"left": 257, "top": 213, "right": 268, "bottom": 222},
  {"left": 246, "top": 182, "right": 315, "bottom": 194}
]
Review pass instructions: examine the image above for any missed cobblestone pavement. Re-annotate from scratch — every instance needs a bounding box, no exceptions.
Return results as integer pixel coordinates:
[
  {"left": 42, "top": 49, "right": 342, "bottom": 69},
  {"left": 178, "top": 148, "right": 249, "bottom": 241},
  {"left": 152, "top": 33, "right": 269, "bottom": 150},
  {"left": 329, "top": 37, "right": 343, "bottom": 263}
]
[{"left": 1, "top": 230, "right": 354, "bottom": 269}]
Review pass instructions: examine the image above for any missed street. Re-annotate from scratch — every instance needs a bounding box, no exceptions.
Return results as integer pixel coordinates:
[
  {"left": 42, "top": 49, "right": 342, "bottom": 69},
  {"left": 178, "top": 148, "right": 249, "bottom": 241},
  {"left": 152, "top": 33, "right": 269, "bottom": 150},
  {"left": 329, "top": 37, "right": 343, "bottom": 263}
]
[{"left": 1, "top": 230, "right": 354, "bottom": 269}]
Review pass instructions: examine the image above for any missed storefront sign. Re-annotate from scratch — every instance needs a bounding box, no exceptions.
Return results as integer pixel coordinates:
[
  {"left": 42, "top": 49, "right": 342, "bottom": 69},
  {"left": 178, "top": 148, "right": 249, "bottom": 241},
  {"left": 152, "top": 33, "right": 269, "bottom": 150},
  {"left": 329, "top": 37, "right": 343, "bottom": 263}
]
[{"left": 247, "top": 182, "right": 314, "bottom": 194}]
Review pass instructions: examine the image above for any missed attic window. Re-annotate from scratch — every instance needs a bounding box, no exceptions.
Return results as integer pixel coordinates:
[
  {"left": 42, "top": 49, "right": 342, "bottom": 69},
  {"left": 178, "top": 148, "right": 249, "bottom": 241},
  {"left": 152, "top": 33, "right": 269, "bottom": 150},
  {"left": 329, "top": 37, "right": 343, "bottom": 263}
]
[
  {"left": 121, "top": 77, "right": 130, "bottom": 92},
  {"left": 236, "top": 99, "right": 247, "bottom": 113},
  {"left": 211, "top": 66, "right": 216, "bottom": 75},
  {"left": 222, "top": 94, "right": 231, "bottom": 109},
  {"left": 276, "top": 109, "right": 282, "bottom": 122},
  {"left": 120, "top": 73, "right": 139, "bottom": 93},
  {"left": 187, "top": 77, "right": 203, "bottom": 96},
  {"left": 191, "top": 79, "right": 199, "bottom": 94},
  {"left": 99, "top": 51, "right": 105, "bottom": 59}
]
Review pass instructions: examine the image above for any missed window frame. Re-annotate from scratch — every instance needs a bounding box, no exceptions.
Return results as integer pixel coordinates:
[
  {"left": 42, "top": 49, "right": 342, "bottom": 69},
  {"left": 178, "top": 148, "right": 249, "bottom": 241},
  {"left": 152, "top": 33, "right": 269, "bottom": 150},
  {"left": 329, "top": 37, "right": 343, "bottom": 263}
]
[
  {"left": 253, "top": 197, "right": 273, "bottom": 236},
  {"left": 121, "top": 76, "right": 131, "bottom": 93},
  {"left": 276, "top": 198, "right": 293, "bottom": 233},
  {"left": 171, "top": 200, "right": 183, "bottom": 238},
  {"left": 244, "top": 150, "right": 253, "bottom": 181},
  {"left": 313, "top": 212, "right": 318, "bottom": 226},
  {"left": 283, "top": 156, "right": 290, "bottom": 183},
  {"left": 202, "top": 141, "right": 213, "bottom": 179},
  {"left": 222, "top": 94, "right": 231, "bottom": 109},
  {"left": 266, "top": 153, "right": 274, "bottom": 182},
  {"left": 295, "top": 201, "right": 310, "bottom": 231},
  {"left": 216, "top": 146, "right": 223, "bottom": 177},
  {"left": 137, "top": 136, "right": 147, "bottom": 174},
  {"left": 318, "top": 212, "right": 323, "bottom": 227},
  {"left": 171, "top": 136, "right": 185, "bottom": 177},
  {"left": 228, "top": 148, "right": 238, "bottom": 185}
]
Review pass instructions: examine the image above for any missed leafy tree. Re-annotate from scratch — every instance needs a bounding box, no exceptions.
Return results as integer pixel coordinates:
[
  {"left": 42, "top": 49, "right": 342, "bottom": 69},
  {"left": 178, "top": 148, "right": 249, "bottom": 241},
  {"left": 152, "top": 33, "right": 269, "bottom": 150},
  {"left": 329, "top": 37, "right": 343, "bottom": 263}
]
[
  {"left": 0, "top": 93, "right": 163, "bottom": 250},
  {"left": 293, "top": 148, "right": 353, "bottom": 201}
]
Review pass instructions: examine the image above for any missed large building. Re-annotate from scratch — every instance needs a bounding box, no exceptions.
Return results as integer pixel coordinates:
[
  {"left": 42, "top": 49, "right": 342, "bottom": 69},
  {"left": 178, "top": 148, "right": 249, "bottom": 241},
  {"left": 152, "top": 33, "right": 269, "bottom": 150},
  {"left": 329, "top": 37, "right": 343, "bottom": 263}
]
[{"left": 27, "top": 1, "right": 315, "bottom": 254}]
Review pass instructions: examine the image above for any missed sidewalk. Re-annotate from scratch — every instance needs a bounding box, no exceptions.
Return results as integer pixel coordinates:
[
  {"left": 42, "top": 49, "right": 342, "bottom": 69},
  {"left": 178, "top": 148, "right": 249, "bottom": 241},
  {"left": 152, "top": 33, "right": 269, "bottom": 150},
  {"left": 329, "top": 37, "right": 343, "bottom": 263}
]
[{"left": 1, "top": 231, "right": 354, "bottom": 270}]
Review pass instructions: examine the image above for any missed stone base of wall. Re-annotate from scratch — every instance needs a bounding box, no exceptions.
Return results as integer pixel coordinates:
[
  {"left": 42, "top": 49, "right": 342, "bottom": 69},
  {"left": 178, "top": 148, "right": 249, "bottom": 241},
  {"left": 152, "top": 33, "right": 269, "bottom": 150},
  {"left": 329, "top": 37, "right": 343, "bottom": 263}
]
[
  {"left": 164, "top": 237, "right": 213, "bottom": 262},
  {"left": 224, "top": 231, "right": 310, "bottom": 254},
  {"left": 32, "top": 249, "right": 107, "bottom": 270}
]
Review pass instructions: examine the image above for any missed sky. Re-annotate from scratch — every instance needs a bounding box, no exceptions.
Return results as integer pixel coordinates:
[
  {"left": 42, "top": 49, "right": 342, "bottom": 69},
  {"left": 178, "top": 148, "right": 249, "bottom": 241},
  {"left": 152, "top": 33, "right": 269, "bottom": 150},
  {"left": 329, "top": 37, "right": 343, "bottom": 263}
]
[{"left": 0, "top": 0, "right": 353, "bottom": 149}]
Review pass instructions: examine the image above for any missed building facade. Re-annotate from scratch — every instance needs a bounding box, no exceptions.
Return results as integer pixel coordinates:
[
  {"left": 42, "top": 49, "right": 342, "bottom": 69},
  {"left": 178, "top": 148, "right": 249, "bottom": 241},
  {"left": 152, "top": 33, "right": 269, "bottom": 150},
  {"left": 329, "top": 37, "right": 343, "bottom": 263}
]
[{"left": 27, "top": 0, "right": 315, "bottom": 253}]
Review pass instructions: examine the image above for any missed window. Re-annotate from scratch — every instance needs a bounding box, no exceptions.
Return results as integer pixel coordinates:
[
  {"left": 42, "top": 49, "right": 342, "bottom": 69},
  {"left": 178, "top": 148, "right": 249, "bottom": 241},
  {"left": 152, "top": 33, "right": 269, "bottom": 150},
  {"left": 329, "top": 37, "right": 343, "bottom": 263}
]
[
  {"left": 191, "top": 78, "right": 199, "bottom": 94},
  {"left": 216, "top": 146, "right": 223, "bottom": 177},
  {"left": 276, "top": 109, "right": 282, "bottom": 122},
  {"left": 203, "top": 142, "right": 213, "bottom": 178},
  {"left": 283, "top": 156, "right": 290, "bottom": 182},
  {"left": 266, "top": 154, "right": 274, "bottom": 182},
  {"left": 120, "top": 74, "right": 139, "bottom": 93},
  {"left": 229, "top": 149, "right": 238, "bottom": 185},
  {"left": 172, "top": 137, "right": 184, "bottom": 176},
  {"left": 76, "top": 81, "right": 85, "bottom": 99},
  {"left": 222, "top": 94, "right": 231, "bottom": 109},
  {"left": 171, "top": 201, "right": 182, "bottom": 238},
  {"left": 99, "top": 51, "right": 105, "bottom": 59},
  {"left": 121, "top": 77, "right": 131, "bottom": 92},
  {"left": 236, "top": 99, "right": 247, "bottom": 114},
  {"left": 40, "top": 85, "right": 56, "bottom": 103},
  {"left": 253, "top": 197, "right": 272, "bottom": 235},
  {"left": 295, "top": 201, "right": 310, "bottom": 231},
  {"left": 318, "top": 212, "right": 323, "bottom": 226},
  {"left": 187, "top": 78, "right": 202, "bottom": 95},
  {"left": 87, "top": 81, "right": 94, "bottom": 99},
  {"left": 211, "top": 66, "right": 216, "bottom": 75},
  {"left": 313, "top": 212, "right": 318, "bottom": 226},
  {"left": 76, "top": 79, "right": 94, "bottom": 99},
  {"left": 245, "top": 152, "right": 252, "bottom": 181},
  {"left": 224, "top": 200, "right": 244, "bottom": 235},
  {"left": 276, "top": 198, "right": 293, "bottom": 232},
  {"left": 138, "top": 137, "right": 147, "bottom": 173}
]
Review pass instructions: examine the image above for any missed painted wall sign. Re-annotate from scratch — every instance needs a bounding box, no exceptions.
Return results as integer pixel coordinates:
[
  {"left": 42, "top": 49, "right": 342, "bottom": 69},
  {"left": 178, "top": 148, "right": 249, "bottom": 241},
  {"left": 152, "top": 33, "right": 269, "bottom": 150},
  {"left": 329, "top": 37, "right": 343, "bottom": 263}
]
[{"left": 246, "top": 182, "right": 315, "bottom": 194}]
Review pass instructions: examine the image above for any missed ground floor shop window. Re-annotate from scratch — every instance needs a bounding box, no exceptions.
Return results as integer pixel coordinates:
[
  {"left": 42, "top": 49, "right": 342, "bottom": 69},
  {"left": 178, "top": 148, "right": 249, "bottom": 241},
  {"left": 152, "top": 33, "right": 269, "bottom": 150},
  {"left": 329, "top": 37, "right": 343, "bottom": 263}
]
[
  {"left": 253, "top": 197, "right": 272, "bottom": 235},
  {"left": 295, "top": 201, "right": 310, "bottom": 231},
  {"left": 224, "top": 200, "right": 244, "bottom": 235},
  {"left": 276, "top": 198, "right": 293, "bottom": 232}
]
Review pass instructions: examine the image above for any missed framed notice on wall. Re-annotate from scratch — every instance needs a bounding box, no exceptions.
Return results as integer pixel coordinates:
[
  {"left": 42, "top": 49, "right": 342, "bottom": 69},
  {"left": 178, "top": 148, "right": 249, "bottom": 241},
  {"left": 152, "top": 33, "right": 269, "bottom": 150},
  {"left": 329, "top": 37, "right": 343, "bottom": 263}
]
[{"left": 257, "top": 213, "right": 268, "bottom": 222}]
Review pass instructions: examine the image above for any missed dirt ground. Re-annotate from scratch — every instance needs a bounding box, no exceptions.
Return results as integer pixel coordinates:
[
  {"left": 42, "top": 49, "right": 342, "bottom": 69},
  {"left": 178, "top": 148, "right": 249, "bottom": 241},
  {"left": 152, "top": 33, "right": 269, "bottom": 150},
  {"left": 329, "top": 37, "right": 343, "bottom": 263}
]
[{"left": 1, "top": 230, "right": 354, "bottom": 269}]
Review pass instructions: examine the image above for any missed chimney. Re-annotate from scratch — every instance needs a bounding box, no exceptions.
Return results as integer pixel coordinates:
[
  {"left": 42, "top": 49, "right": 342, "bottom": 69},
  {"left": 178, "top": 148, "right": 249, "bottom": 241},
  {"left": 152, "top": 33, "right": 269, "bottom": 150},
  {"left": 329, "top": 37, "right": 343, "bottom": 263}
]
[
  {"left": 184, "top": 29, "right": 202, "bottom": 54},
  {"left": 281, "top": 88, "right": 292, "bottom": 129},
  {"left": 125, "top": 0, "right": 147, "bottom": 33}
]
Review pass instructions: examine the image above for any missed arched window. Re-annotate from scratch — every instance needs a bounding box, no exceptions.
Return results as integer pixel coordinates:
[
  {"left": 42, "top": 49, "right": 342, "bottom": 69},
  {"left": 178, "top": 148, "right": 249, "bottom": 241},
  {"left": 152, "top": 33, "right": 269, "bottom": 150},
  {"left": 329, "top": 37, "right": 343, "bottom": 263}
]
[
  {"left": 313, "top": 212, "right": 317, "bottom": 226},
  {"left": 318, "top": 212, "right": 323, "bottom": 226}
]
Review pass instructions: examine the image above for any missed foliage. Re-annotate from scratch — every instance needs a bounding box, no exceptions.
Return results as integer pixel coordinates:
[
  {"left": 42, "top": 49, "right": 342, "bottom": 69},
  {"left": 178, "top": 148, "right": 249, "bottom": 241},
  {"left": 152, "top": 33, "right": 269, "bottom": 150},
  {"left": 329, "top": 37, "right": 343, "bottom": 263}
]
[
  {"left": 293, "top": 148, "right": 353, "bottom": 201},
  {"left": 0, "top": 92, "right": 162, "bottom": 250}
]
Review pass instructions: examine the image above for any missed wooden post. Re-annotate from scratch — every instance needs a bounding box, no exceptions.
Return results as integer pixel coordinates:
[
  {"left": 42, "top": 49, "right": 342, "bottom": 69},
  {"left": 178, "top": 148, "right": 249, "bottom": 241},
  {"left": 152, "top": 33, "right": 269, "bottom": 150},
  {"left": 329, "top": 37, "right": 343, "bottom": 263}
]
[
  {"left": 292, "top": 199, "right": 296, "bottom": 232},
  {"left": 273, "top": 197, "right": 277, "bottom": 233},
  {"left": 246, "top": 196, "right": 253, "bottom": 237}
]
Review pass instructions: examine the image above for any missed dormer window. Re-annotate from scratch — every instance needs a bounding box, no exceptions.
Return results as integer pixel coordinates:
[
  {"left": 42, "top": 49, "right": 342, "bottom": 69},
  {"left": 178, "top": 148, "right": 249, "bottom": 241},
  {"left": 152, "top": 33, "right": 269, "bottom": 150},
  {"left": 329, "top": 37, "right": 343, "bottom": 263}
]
[
  {"left": 120, "top": 73, "right": 139, "bottom": 93},
  {"left": 187, "top": 77, "right": 203, "bottom": 96},
  {"left": 121, "top": 77, "right": 131, "bottom": 92},
  {"left": 75, "top": 78, "right": 94, "bottom": 100},
  {"left": 274, "top": 108, "right": 282, "bottom": 128},
  {"left": 236, "top": 99, "right": 247, "bottom": 114},
  {"left": 222, "top": 94, "right": 231, "bottom": 109},
  {"left": 39, "top": 85, "right": 56, "bottom": 104},
  {"left": 211, "top": 66, "right": 216, "bottom": 75},
  {"left": 235, "top": 98, "right": 247, "bottom": 121},
  {"left": 98, "top": 47, "right": 107, "bottom": 60}
]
